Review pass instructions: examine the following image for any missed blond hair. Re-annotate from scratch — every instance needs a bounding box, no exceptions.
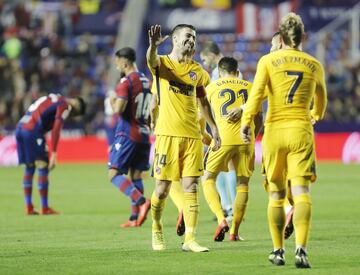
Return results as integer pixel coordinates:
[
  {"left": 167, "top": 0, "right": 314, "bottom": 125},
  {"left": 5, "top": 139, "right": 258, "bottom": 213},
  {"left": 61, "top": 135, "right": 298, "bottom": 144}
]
[{"left": 279, "top": 12, "right": 304, "bottom": 48}]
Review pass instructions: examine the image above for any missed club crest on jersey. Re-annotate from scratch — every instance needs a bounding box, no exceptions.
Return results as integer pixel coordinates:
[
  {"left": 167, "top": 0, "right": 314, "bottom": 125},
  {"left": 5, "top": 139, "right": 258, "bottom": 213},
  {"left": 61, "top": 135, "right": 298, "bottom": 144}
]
[
  {"left": 115, "top": 143, "right": 121, "bottom": 151},
  {"left": 189, "top": 71, "right": 197, "bottom": 81},
  {"left": 156, "top": 167, "right": 161, "bottom": 175}
]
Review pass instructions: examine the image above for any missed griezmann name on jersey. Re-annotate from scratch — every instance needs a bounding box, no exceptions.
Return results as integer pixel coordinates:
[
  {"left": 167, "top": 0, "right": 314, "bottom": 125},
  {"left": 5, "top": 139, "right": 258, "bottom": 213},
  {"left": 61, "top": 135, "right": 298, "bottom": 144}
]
[{"left": 243, "top": 49, "right": 327, "bottom": 130}]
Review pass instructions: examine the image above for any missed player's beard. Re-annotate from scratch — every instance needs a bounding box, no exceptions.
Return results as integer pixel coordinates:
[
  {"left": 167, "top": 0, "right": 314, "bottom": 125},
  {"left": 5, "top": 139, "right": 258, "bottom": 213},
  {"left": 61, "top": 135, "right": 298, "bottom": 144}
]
[
  {"left": 181, "top": 41, "right": 195, "bottom": 57},
  {"left": 120, "top": 72, "right": 126, "bottom": 78}
]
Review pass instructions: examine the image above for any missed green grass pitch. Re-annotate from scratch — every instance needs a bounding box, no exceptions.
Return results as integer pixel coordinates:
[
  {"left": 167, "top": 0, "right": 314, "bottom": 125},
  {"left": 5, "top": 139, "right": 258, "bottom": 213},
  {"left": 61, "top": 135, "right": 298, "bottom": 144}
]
[{"left": 1, "top": 163, "right": 360, "bottom": 274}]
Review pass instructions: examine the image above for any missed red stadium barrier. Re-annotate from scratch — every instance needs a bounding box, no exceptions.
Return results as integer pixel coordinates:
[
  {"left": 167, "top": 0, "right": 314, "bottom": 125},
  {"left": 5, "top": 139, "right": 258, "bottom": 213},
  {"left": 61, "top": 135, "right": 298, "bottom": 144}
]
[
  {"left": 57, "top": 136, "right": 108, "bottom": 162},
  {"left": 1, "top": 133, "right": 359, "bottom": 166}
]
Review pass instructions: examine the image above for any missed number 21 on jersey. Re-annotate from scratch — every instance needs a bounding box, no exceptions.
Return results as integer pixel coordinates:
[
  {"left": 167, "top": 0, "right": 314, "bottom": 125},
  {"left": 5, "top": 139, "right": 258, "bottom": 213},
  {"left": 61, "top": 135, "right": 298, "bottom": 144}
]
[{"left": 219, "top": 89, "right": 248, "bottom": 116}]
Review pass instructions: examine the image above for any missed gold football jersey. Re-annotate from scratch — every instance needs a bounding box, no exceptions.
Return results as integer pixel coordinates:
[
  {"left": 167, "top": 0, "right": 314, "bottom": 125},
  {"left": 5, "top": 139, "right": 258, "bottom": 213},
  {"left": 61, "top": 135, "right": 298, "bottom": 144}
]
[
  {"left": 207, "top": 77, "right": 254, "bottom": 145},
  {"left": 243, "top": 49, "right": 327, "bottom": 129},
  {"left": 148, "top": 55, "right": 209, "bottom": 138}
]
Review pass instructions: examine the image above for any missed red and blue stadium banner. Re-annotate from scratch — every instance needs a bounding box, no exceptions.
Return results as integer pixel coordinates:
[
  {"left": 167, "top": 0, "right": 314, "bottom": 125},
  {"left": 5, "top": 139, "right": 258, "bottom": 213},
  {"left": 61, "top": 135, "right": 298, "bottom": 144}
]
[{"left": 0, "top": 133, "right": 359, "bottom": 166}]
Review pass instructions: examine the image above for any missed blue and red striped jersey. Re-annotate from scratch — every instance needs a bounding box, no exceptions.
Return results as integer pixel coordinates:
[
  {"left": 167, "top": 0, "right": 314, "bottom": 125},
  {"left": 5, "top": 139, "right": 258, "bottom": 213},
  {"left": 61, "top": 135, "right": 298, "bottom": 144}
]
[
  {"left": 115, "top": 72, "right": 151, "bottom": 143},
  {"left": 18, "top": 93, "right": 71, "bottom": 151}
]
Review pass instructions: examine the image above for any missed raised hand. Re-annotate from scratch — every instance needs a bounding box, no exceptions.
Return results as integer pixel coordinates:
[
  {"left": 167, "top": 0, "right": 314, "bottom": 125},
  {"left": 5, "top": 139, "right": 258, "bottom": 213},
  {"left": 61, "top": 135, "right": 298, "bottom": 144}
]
[{"left": 148, "top": 25, "right": 169, "bottom": 47}]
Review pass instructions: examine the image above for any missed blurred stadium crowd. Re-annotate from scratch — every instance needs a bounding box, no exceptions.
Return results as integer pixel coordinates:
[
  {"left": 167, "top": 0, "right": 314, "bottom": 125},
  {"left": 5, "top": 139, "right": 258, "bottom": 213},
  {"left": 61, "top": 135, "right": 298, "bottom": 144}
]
[{"left": 0, "top": 0, "right": 359, "bottom": 135}]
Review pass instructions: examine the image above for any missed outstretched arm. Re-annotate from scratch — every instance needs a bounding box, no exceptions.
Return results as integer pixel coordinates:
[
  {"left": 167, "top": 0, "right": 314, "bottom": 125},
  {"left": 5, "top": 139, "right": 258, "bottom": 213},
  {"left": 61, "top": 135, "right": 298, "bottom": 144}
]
[{"left": 146, "top": 25, "right": 169, "bottom": 70}]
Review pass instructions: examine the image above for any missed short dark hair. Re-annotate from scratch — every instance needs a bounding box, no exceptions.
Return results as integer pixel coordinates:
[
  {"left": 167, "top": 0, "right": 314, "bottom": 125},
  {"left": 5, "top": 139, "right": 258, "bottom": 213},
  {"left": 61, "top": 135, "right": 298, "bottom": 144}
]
[
  {"left": 200, "top": 41, "right": 220, "bottom": 55},
  {"left": 218, "top": 57, "right": 238, "bottom": 74},
  {"left": 171, "top": 24, "right": 196, "bottom": 38},
  {"left": 115, "top": 47, "right": 136, "bottom": 62},
  {"left": 76, "top": 97, "right": 86, "bottom": 116}
]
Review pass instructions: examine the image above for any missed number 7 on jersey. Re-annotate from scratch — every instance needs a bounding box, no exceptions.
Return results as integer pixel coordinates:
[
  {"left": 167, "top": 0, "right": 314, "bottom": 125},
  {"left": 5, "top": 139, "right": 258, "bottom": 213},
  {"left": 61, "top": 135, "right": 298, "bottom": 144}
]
[{"left": 286, "top": 71, "right": 303, "bottom": 104}]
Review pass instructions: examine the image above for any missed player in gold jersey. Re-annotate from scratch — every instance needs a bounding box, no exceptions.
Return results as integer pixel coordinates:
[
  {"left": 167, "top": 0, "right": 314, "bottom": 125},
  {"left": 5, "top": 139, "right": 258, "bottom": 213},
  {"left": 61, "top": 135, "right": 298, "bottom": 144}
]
[
  {"left": 150, "top": 70, "right": 212, "bottom": 238},
  {"left": 147, "top": 24, "right": 221, "bottom": 252},
  {"left": 241, "top": 13, "right": 327, "bottom": 268},
  {"left": 203, "top": 57, "right": 262, "bottom": 242},
  {"left": 267, "top": 31, "right": 296, "bottom": 240}
]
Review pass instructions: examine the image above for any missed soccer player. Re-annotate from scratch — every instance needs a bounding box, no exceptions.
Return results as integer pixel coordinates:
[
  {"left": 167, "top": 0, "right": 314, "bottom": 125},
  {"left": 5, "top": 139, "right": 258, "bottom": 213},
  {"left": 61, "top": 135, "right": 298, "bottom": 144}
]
[
  {"left": 200, "top": 42, "right": 241, "bottom": 220},
  {"left": 241, "top": 13, "right": 327, "bottom": 268},
  {"left": 203, "top": 57, "right": 262, "bottom": 242},
  {"left": 16, "top": 93, "right": 86, "bottom": 215},
  {"left": 269, "top": 31, "right": 295, "bottom": 240},
  {"left": 150, "top": 69, "right": 212, "bottom": 238},
  {"left": 147, "top": 24, "right": 221, "bottom": 252},
  {"left": 108, "top": 47, "right": 151, "bottom": 228}
]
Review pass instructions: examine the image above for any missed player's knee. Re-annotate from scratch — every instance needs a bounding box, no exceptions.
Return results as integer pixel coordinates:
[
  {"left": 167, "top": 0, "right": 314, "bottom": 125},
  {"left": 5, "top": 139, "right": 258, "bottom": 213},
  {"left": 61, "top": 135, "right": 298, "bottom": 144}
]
[
  {"left": 269, "top": 189, "right": 286, "bottom": 200},
  {"left": 130, "top": 169, "right": 142, "bottom": 181},
  {"left": 155, "top": 180, "right": 171, "bottom": 199},
  {"left": 203, "top": 171, "right": 216, "bottom": 181},
  {"left": 290, "top": 177, "right": 310, "bottom": 197},
  {"left": 291, "top": 176, "right": 310, "bottom": 187},
  {"left": 26, "top": 163, "right": 35, "bottom": 168},
  {"left": 182, "top": 177, "right": 199, "bottom": 192},
  {"left": 183, "top": 183, "right": 197, "bottom": 193},
  {"left": 108, "top": 169, "right": 119, "bottom": 181},
  {"left": 35, "top": 160, "right": 47, "bottom": 169}
]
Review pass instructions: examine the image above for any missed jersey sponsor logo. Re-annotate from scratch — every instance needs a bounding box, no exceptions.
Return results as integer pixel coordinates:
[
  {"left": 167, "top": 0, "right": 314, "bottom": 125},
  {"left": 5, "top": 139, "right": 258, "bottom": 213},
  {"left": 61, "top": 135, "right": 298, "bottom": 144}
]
[
  {"left": 189, "top": 71, "right": 197, "bottom": 81},
  {"left": 168, "top": 80, "right": 194, "bottom": 96}
]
